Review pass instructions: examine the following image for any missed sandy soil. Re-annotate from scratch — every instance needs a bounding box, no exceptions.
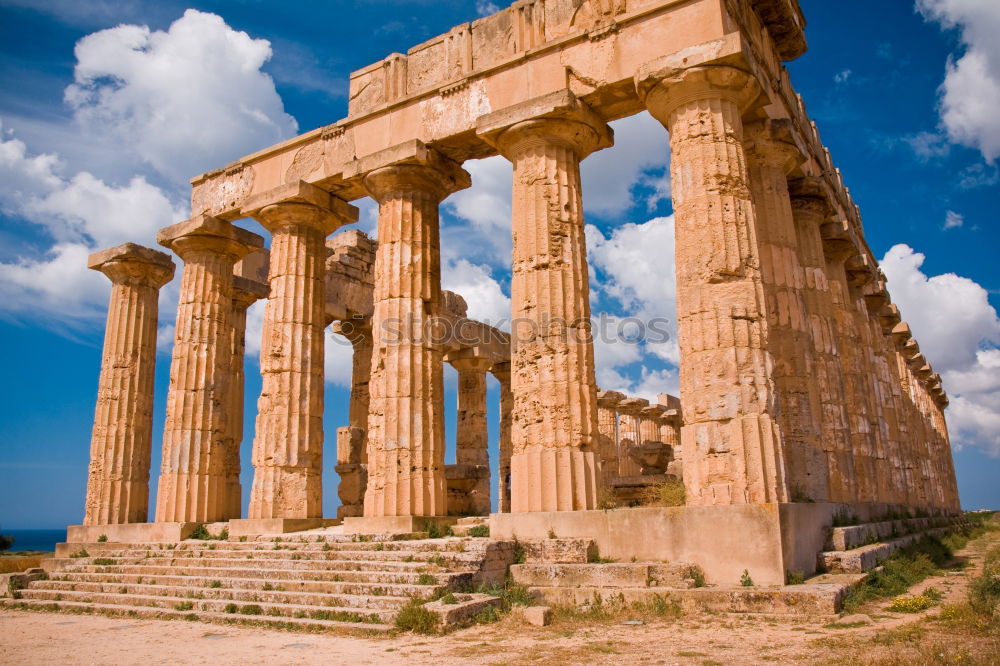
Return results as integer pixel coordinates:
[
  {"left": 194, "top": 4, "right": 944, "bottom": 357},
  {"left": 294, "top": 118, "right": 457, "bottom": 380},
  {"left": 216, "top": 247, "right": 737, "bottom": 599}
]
[{"left": 2, "top": 530, "right": 998, "bottom": 666}]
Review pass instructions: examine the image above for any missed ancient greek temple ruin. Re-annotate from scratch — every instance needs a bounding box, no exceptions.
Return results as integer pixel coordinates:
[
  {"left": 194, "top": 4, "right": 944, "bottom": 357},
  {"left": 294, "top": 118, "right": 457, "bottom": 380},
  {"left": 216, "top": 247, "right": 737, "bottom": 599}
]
[{"left": 67, "top": 0, "right": 960, "bottom": 587}]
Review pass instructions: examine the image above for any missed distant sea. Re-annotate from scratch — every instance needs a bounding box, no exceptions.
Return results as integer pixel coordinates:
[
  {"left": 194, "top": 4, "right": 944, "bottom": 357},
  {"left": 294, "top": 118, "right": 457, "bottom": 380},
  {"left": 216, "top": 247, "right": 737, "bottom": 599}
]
[{"left": 3, "top": 529, "right": 66, "bottom": 553}]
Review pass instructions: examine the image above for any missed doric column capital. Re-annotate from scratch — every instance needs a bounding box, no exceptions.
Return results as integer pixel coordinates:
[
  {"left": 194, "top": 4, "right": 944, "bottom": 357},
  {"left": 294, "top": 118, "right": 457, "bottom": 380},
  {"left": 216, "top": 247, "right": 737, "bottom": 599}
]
[
  {"left": 490, "top": 361, "right": 511, "bottom": 384},
  {"left": 362, "top": 148, "right": 471, "bottom": 204},
  {"left": 330, "top": 316, "right": 372, "bottom": 346},
  {"left": 157, "top": 214, "right": 264, "bottom": 262},
  {"left": 743, "top": 119, "right": 804, "bottom": 174},
  {"left": 635, "top": 63, "right": 761, "bottom": 127},
  {"left": 242, "top": 180, "right": 359, "bottom": 236},
  {"left": 640, "top": 404, "right": 667, "bottom": 421},
  {"left": 477, "top": 89, "right": 613, "bottom": 161},
  {"left": 232, "top": 275, "right": 268, "bottom": 309},
  {"left": 447, "top": 349, "right": 493, "bottom": 374},
  {"left": 88, "top": 242, "right": 175, "bottom": 289},
  {"left": 596, "top": 390, "right": 626, "bottom": 409}
]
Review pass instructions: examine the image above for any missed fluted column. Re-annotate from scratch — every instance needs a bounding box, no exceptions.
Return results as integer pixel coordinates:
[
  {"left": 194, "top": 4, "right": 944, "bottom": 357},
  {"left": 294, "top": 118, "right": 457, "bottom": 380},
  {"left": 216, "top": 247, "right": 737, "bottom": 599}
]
[
  {"left": 479, "top": 94, "right": 611, "bottom": 512},
  {"left": 745, "top": 120, "right": 828, "bottom": 503},
  {"left": 450, "top": 351, "right": 492, "bottom": 515},
  {"left": 223, "top": 275, "right": 268, "bottom": 520},
  {"left": 363, "top": 155, "right": 471, "bottom": 517},
  {"left": 155, "top": 216, "right": 264, "bottom": 523},
  {"left": 637, "top": 63, "right": 787, "bottom": 505},
  {"left": 789, "top": 185, "right": 855, "bottom": 502},
  {"left": 84, "top": 244, "right": 175, "bottom": 525},
  {"left": 244, "top": 183, "right": 359, "bottom": 520},
  {"left": 596, "top": 391, "right": 625, "bottom": 486},
  {"left": 617, "top": 398, "right": 647, "bottom": 477},
  {"left": 492, "top": 362, "right": 514, "bottom": 513},
  {"left": 334, "top": 319, "right": 373, "bottom": 520}
]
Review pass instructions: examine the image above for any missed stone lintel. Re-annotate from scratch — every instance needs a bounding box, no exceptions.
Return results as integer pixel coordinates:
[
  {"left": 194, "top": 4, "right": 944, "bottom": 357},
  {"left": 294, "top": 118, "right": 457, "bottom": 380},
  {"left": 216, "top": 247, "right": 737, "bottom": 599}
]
[
  {"left": 241, "top": 180, "right": 359, "bottom": 226},
  {"left": 157, "top": 214, "right": 264, "bottom": 258},
  {"left": 641, "top": 404, "right": 667, "bottom": 419},
  {"left": 476, "top": 89, "right": 613, "bottom": 154}
]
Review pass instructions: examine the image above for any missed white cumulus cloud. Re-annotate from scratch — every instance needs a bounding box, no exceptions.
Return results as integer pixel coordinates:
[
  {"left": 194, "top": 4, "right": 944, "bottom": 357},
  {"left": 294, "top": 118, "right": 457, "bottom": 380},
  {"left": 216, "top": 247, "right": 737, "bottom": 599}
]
[
  {"left": 881, "top": 243, "right": 1000, "bottom": 456},
  {"left": 918, "top": 0, "right": 1000, "bottom": 163},
  {"left": 65, "top": 9, "right": 298, "bottom": 183}
]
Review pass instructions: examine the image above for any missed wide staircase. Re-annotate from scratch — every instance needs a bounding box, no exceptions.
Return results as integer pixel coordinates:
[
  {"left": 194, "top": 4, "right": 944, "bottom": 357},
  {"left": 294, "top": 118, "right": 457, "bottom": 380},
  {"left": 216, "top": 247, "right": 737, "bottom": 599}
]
[{"left": 4, "top": 532, "right": 502, "bottom": 633}]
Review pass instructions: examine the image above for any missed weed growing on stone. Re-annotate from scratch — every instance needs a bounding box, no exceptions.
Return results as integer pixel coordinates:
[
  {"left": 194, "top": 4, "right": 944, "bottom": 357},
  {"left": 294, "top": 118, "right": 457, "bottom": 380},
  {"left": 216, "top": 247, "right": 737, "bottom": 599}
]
[
  {"left": 740, "top": 570, "right": 754, "bottom": 587},
  {"left": 842, "top": 535, "right": 953, "bottom": 612},
  {"left": 96, "top": 535, "right": 108, "bottom": 543},
  {"left": 69, "top": 549, "right": 89, "bottom": 559},
  {"left": 417, "top": 574, "right": 437, "bottom": 585},
  {"left": 786, "top": 571, "right": 805, "bottom": 585},
  {"left": 395, "top": 599, "right": 440, "bottom": 634},
  {"left": 92, "top": 558, "right": 114, "bottom": 566},
  {"left": 467, "top": 525, "right": 490, "bottom": 538}
]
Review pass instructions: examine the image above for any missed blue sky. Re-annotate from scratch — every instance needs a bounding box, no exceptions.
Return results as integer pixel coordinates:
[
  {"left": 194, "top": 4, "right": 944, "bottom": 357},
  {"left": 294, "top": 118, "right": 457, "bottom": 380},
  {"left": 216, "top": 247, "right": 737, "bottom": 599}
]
[{"left": 0, "top": 0, "right": 997, "bottom": 529}]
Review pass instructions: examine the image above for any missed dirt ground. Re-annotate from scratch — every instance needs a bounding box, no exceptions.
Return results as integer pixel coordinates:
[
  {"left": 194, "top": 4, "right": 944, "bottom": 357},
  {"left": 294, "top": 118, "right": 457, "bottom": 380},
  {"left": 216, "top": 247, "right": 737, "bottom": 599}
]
[{"left": 2, "top": 529, "right": 998, "bottom": 666}]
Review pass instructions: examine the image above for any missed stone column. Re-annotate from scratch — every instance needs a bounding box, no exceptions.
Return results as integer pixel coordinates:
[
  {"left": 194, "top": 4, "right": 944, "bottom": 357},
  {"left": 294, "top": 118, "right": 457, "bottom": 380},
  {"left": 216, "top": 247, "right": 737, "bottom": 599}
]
[
  {"left": 84, "top": 244, "right": 175, "bottom": 526},
  {"left": 478, "top": 92, "right": 611, "bottom": 512},
  {"left": 745, "top": 120, "right": 828, "bottom": 503},
  {"left": 492, "top": 362, "right": 514, "bottom": 513},
  {"left": 243, "top": 182, "right": 359, "bottom": 520},
  {"left": 224, "top": 274, "right": 268, "bottom": 520},
  {"left": 596, "top": 391, "right": 625, "bottom": 486},
  {"left": 363, "top": 154, "right": 471, "bottom": 518},
  {"left": 788, "top": 183, "right": 855, "bottom": 502},
  {"left": 155, "top": 216, "right": 264, "bottom": 523},
  {"left": 617, "top": 398, "right": 648, "bottom": 478},
  {"left": 334, "top": 319, "right": 373, "bottom": 520},
  {"left": 637, "top": 63, "right": 787, "bottom": 505},
  {"left": 449, "top": 350, "right": 493, "bottom": 515}
]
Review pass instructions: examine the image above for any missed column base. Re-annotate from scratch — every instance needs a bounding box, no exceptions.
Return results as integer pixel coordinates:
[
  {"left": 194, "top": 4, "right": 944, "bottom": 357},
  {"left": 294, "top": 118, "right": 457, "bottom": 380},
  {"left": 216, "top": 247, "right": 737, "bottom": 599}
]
[
  {"left": 341, "top": 515, "right": 458, "bottom": 535},
  {"left": 65, "top": 522, "right": 205, "bottom": 546},
  {"left": 228, "top": 518, "right": 324, "bottom": 538}
]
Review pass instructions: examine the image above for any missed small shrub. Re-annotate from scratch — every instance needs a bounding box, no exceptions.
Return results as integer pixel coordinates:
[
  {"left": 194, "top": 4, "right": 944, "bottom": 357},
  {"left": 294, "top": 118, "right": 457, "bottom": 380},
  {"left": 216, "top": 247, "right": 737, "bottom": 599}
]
[
  {"left": 512, "top": 539, "right": 526, "bottom": 565},
  {"left": 426, "top": 523, "right": 443, "bottom": 539},
  {"left": 395, "top": 599, "right": 440, "bottom": 634},
  {"left": 92, "top": 558, "right": 115, "bottom": 566},
  {"left": 440, "top": 593, "right": 458, "bottom": 605},
  {"left": 740, "top": 570, "right": 754, "bottom": 587},
  {"left": 208, "top": 580, "right": 222, "bottom": 589},
  {"left": 467, "top": 525, "right": 490, "bottom": 538},
  {"left": 238, "top": 536, "right": 247, "bottom": 543},
  {"left": 240, "top": 604, "right": 263, "bottom": 616},
  {"left": 189, "top": 524, "right": 211, "bottom": 540},
  {"left": 547, "top": 528, "right": 557, "bottom": 539},
  {"left": 374, "top": 543, "right": 384, "bottom": 552},
  {"left": 262, "top": 583, "right": 273, "bottom": 591},
  {"left": 69, "top": 549, "right": 89, "bottom": 559},
  {"left": 428, "top": 554, "right": 446, "bottom": 567},
  {"left": 224, "top": 603, "right": 238, "bottom": 613},
  {"left": 322, "top": 543, "right": 331, "bottom": 552},
  {"left": 174, "top": 601, "right": 194, "bottom": 611},
  {"left": 417, "top": 573, "right": 437, "bottom": 586},
  {"left": 639, "top": 478, "right": 686, "bottom": 507},
  {"left": 0, "top": 531, "right": 14, "bottom": 552},
  {"left": 687, "top": 566, "right": 706, "bottom": 588},
  {"left": 217, "top": 528, "right": 229, "bottom": 541},
  {"left": 96, "top": 535, "right": 108, "bottom": 543},
  {"left": 786, "top": 571, "right": 805, "bottom": 585}
]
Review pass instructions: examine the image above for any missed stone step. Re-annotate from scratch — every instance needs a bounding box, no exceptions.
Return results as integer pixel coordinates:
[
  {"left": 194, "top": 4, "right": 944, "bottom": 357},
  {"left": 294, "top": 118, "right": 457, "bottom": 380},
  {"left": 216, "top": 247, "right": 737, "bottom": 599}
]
[
  {"left": 29, "top": 580, "right": 411, "bottom": 610},
  {"left": 827, "top": 516, "right": 959, "bottom": 551},
  {"left": 50, "top": 563, "right": 473, "bottom": 586},
  {"left": 0, "top": 598, "right": 394, "bottom": 633},
  {"left": 16, "top": 588, "right": 395, "bottom": 623},
  {"left": 819, "top": 527, "right": 953, "bottom": 573},
  {"left": 68, "top": 538, "right": 488, "bottom": 554},
  {"left": 529, "top": 584, "right": 846, "bottom": 616},
  {"left": 511, "top": 562, "right": 700, "bottom": 589},
  {"left": 48, "top": 556, "right": 456, "bottom": 575},
  {"left": 80, "top": 548, "right": 484, "bottom": 565},
  {"left": 50, "top": 571, "right": 445, "bottom": 599}
]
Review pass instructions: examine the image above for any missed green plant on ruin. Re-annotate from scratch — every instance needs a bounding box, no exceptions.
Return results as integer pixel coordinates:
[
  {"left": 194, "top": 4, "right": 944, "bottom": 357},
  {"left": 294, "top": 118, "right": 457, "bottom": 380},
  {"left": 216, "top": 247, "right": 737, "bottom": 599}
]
[
  {"left": 394, "top": 599, "right": 440, "bottom": 634},
  {"left": 467, "top": 525, "right": 490, "bottom": 538},
  {"left": 96, "top": 535, "right": 108, "bottom": 543},
  {"left": 740, "top": 570, "right": 754, "bottom": 587}
]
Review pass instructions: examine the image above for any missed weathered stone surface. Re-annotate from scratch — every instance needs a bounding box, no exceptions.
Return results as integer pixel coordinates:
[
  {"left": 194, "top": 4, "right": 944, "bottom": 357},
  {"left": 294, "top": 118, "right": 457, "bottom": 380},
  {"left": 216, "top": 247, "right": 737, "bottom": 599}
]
[
  {"left": 522, "top": 605, "right": 553, "bottom": 627},
  {"left": 155, "top": 216, "right": 264, "bottom": 523},
  {"left": 84, "top": 244, "right": 175, "bottom": 526}
]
